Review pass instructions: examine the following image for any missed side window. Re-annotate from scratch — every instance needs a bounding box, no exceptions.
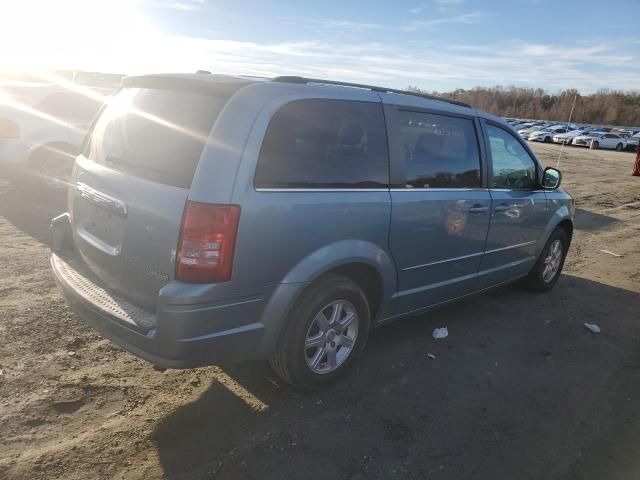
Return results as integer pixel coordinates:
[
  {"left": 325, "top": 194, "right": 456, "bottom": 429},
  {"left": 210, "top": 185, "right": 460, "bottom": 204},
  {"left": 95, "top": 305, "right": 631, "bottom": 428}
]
[
  {"left": 254, "top": 100, "right": 389, "bottom": 188},
  {"left": 486, "top": 125, "right": 537, "bottom": 190},
  {"left": 399, "top": 111, "right": 481, "bottom": 188}
]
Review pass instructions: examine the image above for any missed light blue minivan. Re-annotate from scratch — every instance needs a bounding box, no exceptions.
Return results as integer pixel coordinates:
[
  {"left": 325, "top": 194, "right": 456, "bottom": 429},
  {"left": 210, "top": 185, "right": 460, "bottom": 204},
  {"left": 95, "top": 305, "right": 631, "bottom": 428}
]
[{"left": 51, "top": 74, "right": 574, "bottom": 390}]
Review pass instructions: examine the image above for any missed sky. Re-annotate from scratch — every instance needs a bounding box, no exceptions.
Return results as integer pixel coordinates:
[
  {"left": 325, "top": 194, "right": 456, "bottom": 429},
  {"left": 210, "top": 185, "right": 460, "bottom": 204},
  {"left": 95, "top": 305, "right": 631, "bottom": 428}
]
[{"left": 0, "top": 0, "right": 638, "bottom": 93}]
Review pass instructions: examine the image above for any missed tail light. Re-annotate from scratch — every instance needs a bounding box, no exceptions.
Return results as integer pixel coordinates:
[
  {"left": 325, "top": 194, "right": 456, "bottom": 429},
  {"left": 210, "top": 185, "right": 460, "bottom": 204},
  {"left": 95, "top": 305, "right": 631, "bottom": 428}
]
[
  {"left": 0, "top": 118, "right": 19, "bottom": 139},
  {"left": 175, "top": 201, "right": 240, "bottom": 283}
]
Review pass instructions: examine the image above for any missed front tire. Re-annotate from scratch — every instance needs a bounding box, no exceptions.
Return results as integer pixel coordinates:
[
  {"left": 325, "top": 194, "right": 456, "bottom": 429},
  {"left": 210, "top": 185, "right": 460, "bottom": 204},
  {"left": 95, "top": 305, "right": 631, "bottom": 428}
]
[
  {"left": 525, "top": 228, "right": 568, "bottom": 292},
  {"left": 616, "top": 143, "right": 623, "bottom": 151},
  {"left": 270, "top": 274, "right": 370, "bottom": 391}
]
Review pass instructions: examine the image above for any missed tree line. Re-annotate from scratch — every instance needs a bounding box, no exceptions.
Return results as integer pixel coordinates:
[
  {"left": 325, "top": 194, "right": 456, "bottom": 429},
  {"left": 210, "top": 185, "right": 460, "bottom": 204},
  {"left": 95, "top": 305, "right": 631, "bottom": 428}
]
[{"left": 408, "top": 86, "right": 640, "bottom": 127}]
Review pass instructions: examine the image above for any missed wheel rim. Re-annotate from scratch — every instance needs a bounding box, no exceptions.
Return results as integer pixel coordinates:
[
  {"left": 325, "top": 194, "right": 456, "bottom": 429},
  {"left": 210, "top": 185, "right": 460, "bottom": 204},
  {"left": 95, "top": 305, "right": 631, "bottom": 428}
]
[
  {"left": 304, "top": 300, "right": 359, "bottom": 375},
  {"left": 542, "top": 239, "right": 563, "bottom": 283},
  {"left": 41, "top": 157, "right": 72, "bottom": 190},
  {"left": 617, "top": 144, "right": 622, "bottom": 151}
]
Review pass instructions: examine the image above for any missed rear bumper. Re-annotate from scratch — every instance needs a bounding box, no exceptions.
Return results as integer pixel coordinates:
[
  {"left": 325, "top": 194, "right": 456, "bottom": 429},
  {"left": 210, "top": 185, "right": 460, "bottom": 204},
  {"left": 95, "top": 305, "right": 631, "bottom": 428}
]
[{"left": 51, "top": 250, "right": 276, "bottom": 368}]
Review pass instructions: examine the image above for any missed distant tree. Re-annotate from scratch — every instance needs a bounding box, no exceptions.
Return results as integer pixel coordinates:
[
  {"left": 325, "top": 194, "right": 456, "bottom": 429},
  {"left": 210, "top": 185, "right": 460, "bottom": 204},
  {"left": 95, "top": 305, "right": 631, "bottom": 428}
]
[{"left": 407, "top": 85, "right": 640, "bottom": 126}]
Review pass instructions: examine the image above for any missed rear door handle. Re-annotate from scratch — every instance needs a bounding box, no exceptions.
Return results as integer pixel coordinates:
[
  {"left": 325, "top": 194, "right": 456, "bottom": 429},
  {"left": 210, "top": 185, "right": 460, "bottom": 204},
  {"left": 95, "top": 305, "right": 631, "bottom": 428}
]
[{"left": 468, "top": 205, "right": 489, "bottom": 214}]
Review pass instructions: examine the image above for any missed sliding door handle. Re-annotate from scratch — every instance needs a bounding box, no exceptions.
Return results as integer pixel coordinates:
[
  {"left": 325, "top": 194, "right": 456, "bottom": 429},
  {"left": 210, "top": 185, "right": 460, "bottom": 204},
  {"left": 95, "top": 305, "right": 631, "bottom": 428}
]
[
  {"left": 468, "top": 205, "right": 489, "bottom": 214},
  {"left": 494, "top": 204, "right": 512, "bottom": 212}
]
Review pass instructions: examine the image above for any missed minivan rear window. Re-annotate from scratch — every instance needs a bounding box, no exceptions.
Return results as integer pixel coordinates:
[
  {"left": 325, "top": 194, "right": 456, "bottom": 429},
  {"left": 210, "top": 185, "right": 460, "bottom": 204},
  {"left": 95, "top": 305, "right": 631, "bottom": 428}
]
[
  {"left": 86, "top": 87, "right": 229, "bottom": 188},
  {"left": 254, "top": 99, "right": 389, "bottom": 189}
]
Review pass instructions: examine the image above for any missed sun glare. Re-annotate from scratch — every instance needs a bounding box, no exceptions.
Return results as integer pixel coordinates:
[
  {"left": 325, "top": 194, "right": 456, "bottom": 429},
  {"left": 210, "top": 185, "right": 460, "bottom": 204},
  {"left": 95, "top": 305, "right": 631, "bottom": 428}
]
[{"left": 0, "top": 0, "right": 156, "bottom": 74}]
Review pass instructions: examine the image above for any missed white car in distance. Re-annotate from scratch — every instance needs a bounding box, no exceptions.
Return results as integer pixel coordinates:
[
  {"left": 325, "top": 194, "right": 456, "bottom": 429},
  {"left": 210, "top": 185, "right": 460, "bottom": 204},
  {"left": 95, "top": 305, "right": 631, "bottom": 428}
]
[
  {"left": 626, "top": 132, "right": 640, "bottom": 151},
  {"left": 528, "top": 126, "right": 571, "bottom": 143},
  {"left": 553, "top": 129, "right": 591, "bottom": 145},
  {"left": 572, "top": 132, "right": 627, "bottom": 150}
]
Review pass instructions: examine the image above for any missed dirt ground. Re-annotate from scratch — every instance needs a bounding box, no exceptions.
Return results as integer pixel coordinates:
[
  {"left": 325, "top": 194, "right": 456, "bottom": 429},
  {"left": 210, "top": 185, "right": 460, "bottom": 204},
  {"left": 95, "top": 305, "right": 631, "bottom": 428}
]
[{"left": 1, "top": 143, "right": 639, "bottom": 480}]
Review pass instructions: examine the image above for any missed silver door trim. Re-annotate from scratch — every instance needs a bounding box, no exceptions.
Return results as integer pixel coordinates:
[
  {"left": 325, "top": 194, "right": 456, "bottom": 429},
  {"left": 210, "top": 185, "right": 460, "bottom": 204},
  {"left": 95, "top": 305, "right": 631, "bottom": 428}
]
[
  {"left": 402, "top": 239, "right": 537, "bottom": 271},
  {"left": 489, "top": 189, "right": 547, "bottom": 193},
  {"left": 402, "top": 250, "right": 485, "bottom": 271},
  {"left": 390, "top": 188, "right": 489, "bottom": 193},
  {"left": 484, "top": 240, "right": 536, "bottom": 255},
  {"left": 254, "top": 188, "right": 389, "bottom": 192}
]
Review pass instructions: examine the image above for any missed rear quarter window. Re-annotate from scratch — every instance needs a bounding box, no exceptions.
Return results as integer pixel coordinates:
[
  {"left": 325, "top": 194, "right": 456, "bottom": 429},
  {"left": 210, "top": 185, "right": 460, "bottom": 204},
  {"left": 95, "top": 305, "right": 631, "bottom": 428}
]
[
  {"left": 86, "top": 88, "right": 229, "bottom": 188},
  {"left": 254, "top": 99, "right": 389, "bottom": 189}
]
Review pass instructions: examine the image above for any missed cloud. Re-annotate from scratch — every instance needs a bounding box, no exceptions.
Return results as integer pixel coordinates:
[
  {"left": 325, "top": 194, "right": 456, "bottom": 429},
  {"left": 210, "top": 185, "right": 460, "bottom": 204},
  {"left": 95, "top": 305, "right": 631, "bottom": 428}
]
[
  {"left": 316, "top": 20, "right": 384, "bottom": 31},
  {"left": 410, "top": 0, "right": 464, "bottom": 15},
  {"left": 3, "top": 7, "right": 637, "bottom": 95},
  {"left": 402, "top": 12, "right": 485, "bottom": 31},
  {"left": 122, "top": 36, "right": 638, "bottom": 93},
  {"left": 434, "top": 0, "right": 463, "bottom": 6},
  {"left": 151, "top": 0, "right": 205, "bottom": 11}
]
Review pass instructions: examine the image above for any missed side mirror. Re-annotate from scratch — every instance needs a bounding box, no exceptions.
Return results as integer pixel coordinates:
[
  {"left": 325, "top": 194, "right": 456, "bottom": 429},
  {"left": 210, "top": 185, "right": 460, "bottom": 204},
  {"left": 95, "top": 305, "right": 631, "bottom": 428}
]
[{"left": 542, "top": 167, "right": 562, "bottom": 189}]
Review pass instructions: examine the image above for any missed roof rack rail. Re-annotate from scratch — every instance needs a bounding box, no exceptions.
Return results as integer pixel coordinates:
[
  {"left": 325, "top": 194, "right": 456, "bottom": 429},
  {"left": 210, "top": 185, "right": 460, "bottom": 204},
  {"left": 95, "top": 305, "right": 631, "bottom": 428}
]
[{"left": 272, "top": 76, "right": 471, "bottom": 108}]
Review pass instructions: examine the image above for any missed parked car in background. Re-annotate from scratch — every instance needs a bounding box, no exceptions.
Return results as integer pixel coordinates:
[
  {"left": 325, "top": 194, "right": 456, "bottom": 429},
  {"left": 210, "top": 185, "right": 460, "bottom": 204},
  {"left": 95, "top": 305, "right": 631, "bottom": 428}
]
[
  {"left": 50, "top": 73, "right": 573, "bottom": 390},
  {"left": 517, "top": 125, "right": 545, "bottom": 139},
  {"left": 553, "top": 129, "right": 591, "bottom": 145},
  {"left": 573, "top": 132, "right": 627, "bottom": 150},
  {"left": 625, "top": 132, "right": 639, "bottom": 151},
  {"left": 0, "top": 82, "right": 112, "bottom": 193},
  {"left": 529, "top": 126, "right": 571, "bottom": 143}
]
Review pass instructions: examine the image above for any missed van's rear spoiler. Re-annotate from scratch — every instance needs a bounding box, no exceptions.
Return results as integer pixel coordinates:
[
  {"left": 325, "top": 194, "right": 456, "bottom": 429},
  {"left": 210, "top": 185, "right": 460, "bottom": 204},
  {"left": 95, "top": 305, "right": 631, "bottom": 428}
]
[{"left": 121, "top": 74, "right": 252, "bottom": 96}]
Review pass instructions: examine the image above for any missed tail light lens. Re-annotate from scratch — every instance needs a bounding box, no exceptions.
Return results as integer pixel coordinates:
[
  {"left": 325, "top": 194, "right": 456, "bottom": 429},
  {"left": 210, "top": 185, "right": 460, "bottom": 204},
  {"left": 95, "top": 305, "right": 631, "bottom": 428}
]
[
  {"left": 175, "top": 202, "right": 240, "bottom": 283},
  {"left": 0, "top": 118, "right": 19, "bottom": 139}
]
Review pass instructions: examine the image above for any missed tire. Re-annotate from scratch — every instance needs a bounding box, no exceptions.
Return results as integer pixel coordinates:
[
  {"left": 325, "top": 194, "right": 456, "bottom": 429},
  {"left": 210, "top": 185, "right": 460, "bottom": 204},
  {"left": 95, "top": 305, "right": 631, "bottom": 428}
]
[
  {"left": 544, "top": 136, "right": 551, "bottom": 143},
  {"left": 592, "top": 141, "right": 599, "bottom": 149},
  {"left": 616, "top": 143, "right": 623, "bottom": 151},
  {"left": 39, "top": 154, "right": 74, "bottom": 192},
  {"left": 270, "top": 274, "right": 371, "bottom": 391},
  {"left": 524, "top": 228, "right": 569, "bottom": 292}
]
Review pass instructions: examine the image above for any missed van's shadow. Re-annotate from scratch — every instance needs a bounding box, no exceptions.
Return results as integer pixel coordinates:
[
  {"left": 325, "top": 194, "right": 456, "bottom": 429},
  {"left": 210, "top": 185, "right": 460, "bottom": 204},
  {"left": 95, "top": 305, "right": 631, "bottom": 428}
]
[
  {"left": 574, "top": 207, "right": 622, "bottom": 232},
  {"left": 152, "top": 276, "right": 640, "bottom": 480}
]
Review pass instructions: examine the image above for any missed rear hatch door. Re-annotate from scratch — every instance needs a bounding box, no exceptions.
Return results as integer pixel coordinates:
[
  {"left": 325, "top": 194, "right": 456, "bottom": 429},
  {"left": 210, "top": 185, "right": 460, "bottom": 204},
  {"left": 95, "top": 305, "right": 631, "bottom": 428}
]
[{"left": 70, "top": 79, "right": 241, "bottom": 311}]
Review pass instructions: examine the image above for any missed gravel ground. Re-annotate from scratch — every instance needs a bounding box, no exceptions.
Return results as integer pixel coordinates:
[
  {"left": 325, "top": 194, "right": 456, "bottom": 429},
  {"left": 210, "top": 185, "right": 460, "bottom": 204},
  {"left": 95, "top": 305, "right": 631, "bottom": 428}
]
[{"left": 1, "top": 143, "right": 639, "bottom": 480}]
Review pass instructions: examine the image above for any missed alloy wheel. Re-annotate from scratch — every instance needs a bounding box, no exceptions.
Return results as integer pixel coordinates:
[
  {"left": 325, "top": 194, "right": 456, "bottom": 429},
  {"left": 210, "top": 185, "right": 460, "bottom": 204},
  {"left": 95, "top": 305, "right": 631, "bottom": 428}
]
[
  {"left": 304, "top": 300, "right": 359, "bottom": 374},
  {"left": 542, "top": 239, "right": 563, "bottom": 283}
]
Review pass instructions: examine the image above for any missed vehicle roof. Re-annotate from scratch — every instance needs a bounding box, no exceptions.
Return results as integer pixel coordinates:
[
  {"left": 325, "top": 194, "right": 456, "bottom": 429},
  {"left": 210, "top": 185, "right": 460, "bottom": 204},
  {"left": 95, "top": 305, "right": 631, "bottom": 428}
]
[{"left": 122, "top": 73, "right": 494, "bottom": 118}]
